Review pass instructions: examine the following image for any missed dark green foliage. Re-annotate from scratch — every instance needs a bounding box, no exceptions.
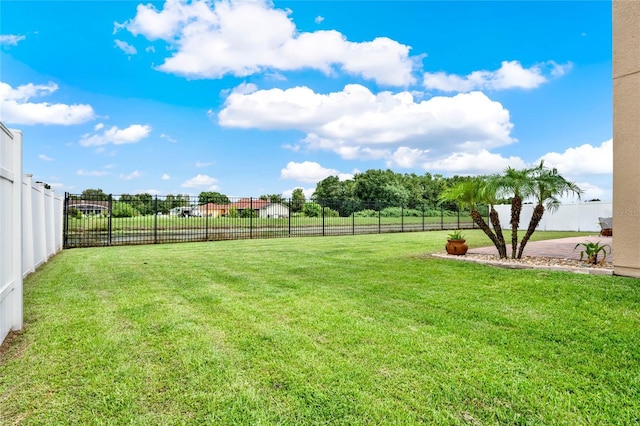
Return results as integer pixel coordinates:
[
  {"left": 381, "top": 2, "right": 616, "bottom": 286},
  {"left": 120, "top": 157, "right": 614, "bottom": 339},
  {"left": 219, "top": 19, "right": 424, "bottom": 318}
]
[
  {"left": 199, "top": 191, "right": 230, "bottom": 205},
  {"left": 80, "top": 188, "right": 109, "bottom": 201},
  {"left": 303, "top": 202, "right": 322, "bottom": 217},
  {"left": 111, "top": 202, "right": 139, "bottom": 218},
  {"left": 239, "top": 208, "right": 257, "bottom": 218},
  {"left": 574, "top": 241, "right": 611, "bottom": 265},
  {"left": 291, "top": 188, "right": 305, "bottom": 213}
]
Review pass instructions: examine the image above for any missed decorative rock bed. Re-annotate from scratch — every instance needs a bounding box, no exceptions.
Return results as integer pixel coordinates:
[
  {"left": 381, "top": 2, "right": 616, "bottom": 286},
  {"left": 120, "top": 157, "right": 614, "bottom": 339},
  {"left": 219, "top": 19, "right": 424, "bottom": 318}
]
[{"left": 431, "top": 253, "right": 613, "bottom": 275}]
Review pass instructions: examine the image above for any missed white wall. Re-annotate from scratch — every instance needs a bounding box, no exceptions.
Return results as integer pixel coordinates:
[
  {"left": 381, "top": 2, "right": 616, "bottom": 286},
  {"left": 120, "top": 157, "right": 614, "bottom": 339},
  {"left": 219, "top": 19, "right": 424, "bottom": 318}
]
[
  {"left": 1, "top": 124, "right": 23, "bottom": 344},
  {"left": 1, "top": 124, "right": 64, "bottom": 344},
  {"left": 493, "top": 202, "right": 613, "bottom": 232},
  {"left": 22, "top": 175, "right": 64, "bottom": 277}
]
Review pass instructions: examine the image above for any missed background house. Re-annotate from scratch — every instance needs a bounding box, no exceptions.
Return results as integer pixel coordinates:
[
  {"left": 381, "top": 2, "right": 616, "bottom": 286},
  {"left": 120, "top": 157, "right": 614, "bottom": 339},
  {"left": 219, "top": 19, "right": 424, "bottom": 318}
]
[
  {"left": 68, "top": 200, "right": 109, "bottom": 215},
  {"left": 196, "top": 203, "right": 230, "bottom": 218},
  {"left": 257, "top": 203, "right": 290, "bottom": 218},
  {"left": 233, "top": 198, "right": 290, "bottom": 218}
]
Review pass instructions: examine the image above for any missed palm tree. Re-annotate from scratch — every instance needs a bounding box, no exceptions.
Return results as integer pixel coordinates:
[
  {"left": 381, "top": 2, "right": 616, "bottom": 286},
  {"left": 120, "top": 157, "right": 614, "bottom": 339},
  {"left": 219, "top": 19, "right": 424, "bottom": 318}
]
[
  {"left": 481, "top": 175, "right": 508, "bottom": 258},
  {"left": 499, "top": 166, "right": 535, "bottom": 258},
  {"left": 516, "top": 162, "right": 582, "bottom": 259},
  {"left": 439, "top": 177, "right": 507, "bottom": 258}
]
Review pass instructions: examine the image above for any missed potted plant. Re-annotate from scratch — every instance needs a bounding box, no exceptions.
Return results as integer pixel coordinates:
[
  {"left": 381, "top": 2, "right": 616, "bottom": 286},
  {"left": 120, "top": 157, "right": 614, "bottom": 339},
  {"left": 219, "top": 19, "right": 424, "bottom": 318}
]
[{"left": 446, "top": 230, "right": 468, "bottom": 255}]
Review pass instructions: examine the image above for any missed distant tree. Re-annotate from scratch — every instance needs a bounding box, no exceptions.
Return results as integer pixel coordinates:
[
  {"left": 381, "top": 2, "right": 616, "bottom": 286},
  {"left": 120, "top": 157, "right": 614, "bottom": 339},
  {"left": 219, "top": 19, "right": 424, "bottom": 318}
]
[
  {"left": 259, "top": 193, "right": 285, "bottom": 204},
  {"left": 313, "top": 176, "right": 346, "bottom": 203},
  {"left": 199, "top": 191, "right": 230, "bottom": 205},
  {"left": 134, "top": 193, "right": 154, "bottom": 215},
  {"left": 81, "top": 188, "right": 109, "bottom": 201},
  {"left": 291, "top": 188, "right": 305, "bottom": 213},
  {"left": 354, "top": 169, "right": 409, "bottom": 209}
]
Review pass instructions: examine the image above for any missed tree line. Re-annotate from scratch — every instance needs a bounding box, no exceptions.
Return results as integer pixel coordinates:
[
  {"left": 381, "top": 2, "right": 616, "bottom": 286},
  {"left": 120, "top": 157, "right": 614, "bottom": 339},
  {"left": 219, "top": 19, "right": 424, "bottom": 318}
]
[{"left": 72, "top": 163, "right": 579, "bottom": 234}]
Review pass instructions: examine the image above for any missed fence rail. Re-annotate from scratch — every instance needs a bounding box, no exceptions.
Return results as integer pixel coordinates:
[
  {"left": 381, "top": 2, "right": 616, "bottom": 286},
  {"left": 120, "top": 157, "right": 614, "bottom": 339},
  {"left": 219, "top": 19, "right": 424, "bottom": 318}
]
[{"left": 64, "top": 194, "right": 485, "bottom": 248}]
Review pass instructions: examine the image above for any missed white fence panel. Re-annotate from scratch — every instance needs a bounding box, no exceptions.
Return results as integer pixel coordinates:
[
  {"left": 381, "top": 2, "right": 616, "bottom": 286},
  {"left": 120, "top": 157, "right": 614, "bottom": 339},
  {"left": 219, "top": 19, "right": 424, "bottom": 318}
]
[
  {"left": 22, "top": 176, "right": 64, "bottom": 277},
  {"left": 1, "top": 124, "right": 64, "bottom": 344},
  {"left": 493, "top": 202, "right": 613, "bottom": 232},
  {"left": 1, "top": 124, "right": 23, "bottom": 343}
]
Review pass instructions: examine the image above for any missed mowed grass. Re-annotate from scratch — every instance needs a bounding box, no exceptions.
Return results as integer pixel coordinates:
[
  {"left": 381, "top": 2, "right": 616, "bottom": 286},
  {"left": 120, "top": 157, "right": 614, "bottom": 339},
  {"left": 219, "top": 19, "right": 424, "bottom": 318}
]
[{"left": 1, "top": 230, "right": 639, "bottom": 424}]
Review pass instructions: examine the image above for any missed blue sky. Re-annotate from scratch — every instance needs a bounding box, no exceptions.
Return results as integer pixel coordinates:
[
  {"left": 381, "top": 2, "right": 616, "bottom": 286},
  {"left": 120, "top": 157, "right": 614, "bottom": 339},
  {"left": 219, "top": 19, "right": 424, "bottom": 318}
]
[{"left": 1, "top": 0, "right": 612, "bottom": 200}]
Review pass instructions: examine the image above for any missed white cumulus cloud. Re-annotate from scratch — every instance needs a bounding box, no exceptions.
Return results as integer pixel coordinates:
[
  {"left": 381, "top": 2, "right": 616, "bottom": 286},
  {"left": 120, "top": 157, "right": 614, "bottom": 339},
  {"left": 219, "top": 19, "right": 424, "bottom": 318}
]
[
  {"left": 0, "top": 34, "right": 26, "bottom": 46},
  {"left": 219, "top": 84, "right": 514, "bottom": 162},
  {"left": 422, "top": 150, "right": 527, "bottom": 175},
  {"left": 162, "top": 173, "right": 171, "bottom": 180},
  {"left": 386, "top": 147, "right": 429, "bottom": 169},
  {"left": 114, "top": 39, "right": 138, "bottom": 55},
  {"left": 0, "top": 81, "right": 95, "bottom": 125},
  {"left": 182, "top": 174, "right": 219, "bottom": 190},
  {"left": 538, "top": 139, "right": 612, "bottom": 176},
  {"left": 423, "top": 60, "right": 572, "bottom": 92},
  {"left": 80, "top": 124, "right": 152, "bottom": 146},
  {"left": 280, "top": 161, "right": 354, "bottom": 183},
  {"left": 122, "top": 0, "right": 416, "bottom": 85},
  {"left": 38, "top": 154, "right": 53, "bottom": 161},
  {"left": 120, "top": 170, "right": 142, "bottom": 180},
  {"left": 77, "top": 169, "right": 109, "bottom": 177}
]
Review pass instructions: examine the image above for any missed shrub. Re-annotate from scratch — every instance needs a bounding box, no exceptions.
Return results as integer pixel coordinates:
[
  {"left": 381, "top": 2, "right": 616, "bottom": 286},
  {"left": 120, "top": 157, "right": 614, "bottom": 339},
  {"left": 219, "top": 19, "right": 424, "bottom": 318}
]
[
  {"left": 111, "top": 202, "right": 139, "bottom": 218},
  {"left": 354, "top": 209, "right": 378, "bottom": 217},
  {"left": 323, "top": 207, "right": 339, "bottom": 217},
  {"left": 303, "top": 203, "right": 322, "bottom": 217}
]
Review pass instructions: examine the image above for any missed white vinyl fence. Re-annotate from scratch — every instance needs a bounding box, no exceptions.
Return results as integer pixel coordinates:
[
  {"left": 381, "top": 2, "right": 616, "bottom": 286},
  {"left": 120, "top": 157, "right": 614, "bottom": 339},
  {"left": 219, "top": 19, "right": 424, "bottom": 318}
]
[
  {"left": 1, "top": 124, "right": 23, "bottom": 344},
  {"left": 493, "top": 202, "right": 613, "bottom": 233},
  {"left": 1, "top": 124, "right": 63, "bottom": 344}
]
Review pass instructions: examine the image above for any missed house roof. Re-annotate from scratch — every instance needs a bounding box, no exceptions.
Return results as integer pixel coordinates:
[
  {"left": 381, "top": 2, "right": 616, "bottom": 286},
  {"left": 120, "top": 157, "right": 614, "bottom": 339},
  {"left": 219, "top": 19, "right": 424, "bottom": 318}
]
[
  {"left": 233, "top": 198, "right": 271, "bottom": 209},
  {"left": 197, "top": 199, "right": 289, "bottom": 211},
  {"left": 68, "top": 200, "right": 109, "bottom": 209}
]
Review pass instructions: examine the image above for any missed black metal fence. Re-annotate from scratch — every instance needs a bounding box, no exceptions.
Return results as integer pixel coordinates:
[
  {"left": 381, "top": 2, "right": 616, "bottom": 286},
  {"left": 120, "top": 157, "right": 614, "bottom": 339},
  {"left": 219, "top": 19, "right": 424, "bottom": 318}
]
[{"left": 63, "top": 194, "right": 487, "bottom": 248}]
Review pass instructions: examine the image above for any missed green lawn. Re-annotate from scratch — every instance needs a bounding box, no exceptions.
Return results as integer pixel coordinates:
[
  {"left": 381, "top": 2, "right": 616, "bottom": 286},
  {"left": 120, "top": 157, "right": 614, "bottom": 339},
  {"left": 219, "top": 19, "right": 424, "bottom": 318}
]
[{"left": 2, "top": 231, "right": 639, "bottom": 424}]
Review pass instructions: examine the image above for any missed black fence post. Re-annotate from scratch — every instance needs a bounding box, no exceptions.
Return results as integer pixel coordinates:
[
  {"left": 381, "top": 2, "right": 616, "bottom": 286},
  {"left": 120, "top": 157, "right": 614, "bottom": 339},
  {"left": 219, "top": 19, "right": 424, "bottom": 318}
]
[
  {"left": 441, "top": 207, "right": 444, "bottom": 230},
  {"left": 63, "top": 192, "right": 69, "bottom": 248},
  {"left": 378, "top": 208, "right": 381, "bottom": 233},
  {"left": 457, "top": 208, "right": 460, "bottom": 229},
  {"left": 322, "top": 204, "right": 325, "bottom": 236},
  {"left": 422, "top": 204, "right": 425, "bottom": 231},
  {"left": 288, "top": 199, "right": 291, "bottom": 237},
  {"left": 352, "top": 211, "right": 355, "bottom": 235},
  {"left": 108, "top": 194, "right": 112, "bottom": 246},
  {"left": 250, "top": 197, "right": 253, "bottom": 239},
  {"left": 154, "top": 196, "right": 158, "bottom": 244},
  {"left": 205, "top": 202, "right": 209, "bottom": 241},
  {"left": 401, "top": 204, "right": 404, "bottom": 232}
]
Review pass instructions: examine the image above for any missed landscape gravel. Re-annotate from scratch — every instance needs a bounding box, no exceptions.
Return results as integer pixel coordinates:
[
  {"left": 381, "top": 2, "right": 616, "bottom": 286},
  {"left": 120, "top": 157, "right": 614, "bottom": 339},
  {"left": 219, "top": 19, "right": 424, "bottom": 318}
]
[{"left": 431, "top": 253, "right": 613, "bottom": 275}]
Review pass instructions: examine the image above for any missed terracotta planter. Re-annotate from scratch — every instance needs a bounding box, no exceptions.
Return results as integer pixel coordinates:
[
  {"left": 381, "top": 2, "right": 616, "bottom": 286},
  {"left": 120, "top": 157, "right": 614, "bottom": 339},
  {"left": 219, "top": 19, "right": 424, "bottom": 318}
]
[{"left": 446, "top": 239, "right": 468, "bottom": 255}]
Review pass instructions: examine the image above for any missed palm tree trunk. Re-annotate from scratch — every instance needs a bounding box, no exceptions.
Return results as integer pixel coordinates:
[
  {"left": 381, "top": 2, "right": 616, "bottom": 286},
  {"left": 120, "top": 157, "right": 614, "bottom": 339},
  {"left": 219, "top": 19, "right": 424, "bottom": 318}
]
[
  {"left": 517, "top": 204, "right": 545, "bottom": 259},
  {"left": 471, "top": 209, "right": 505, "bottom": 258},
  {"left": 510, "top": 196, "right": 522, "bottom": 259},
  {"left": 489, "top": 207, "right": 507, "bottom": 258}
]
